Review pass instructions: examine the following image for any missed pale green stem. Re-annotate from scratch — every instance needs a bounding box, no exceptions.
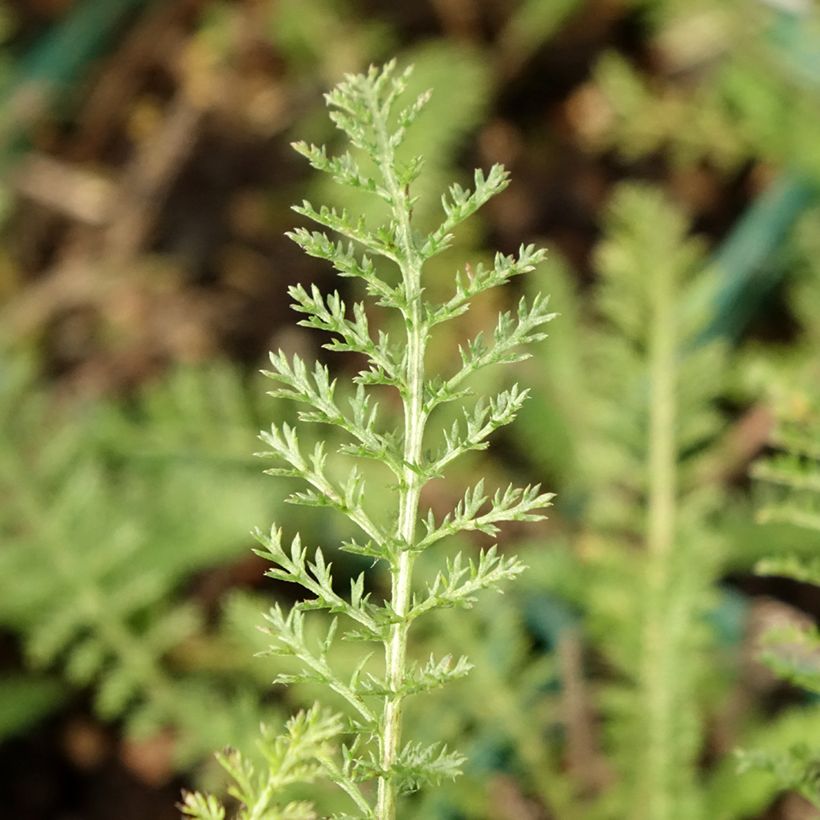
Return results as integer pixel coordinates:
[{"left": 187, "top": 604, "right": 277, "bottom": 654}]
[
  {"left": 642, "top": 263, "right": 677, "bottom": 820},
  {"left": 377, "top": 325, "right": 423, "bottom": 819},
  {"left": 366, "top": 85, "right": 428, "bottom": 820}
]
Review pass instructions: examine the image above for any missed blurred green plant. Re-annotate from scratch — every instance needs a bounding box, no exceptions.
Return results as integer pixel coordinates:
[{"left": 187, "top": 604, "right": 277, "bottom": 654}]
[
  {"left": 738, "top": 372, "right": 820, "bottom": 809},
  {"left": 581, "top": 0, "right": 820, "bottom": 344},
  {"left": 588, "top": 2, "right": 820, "bottom": 175},
  {"left": 530, "top": 185, "right": 727, "bottom": 820},
  {"left": 0, "top": 359, "right": 281, "bottom": 766}
]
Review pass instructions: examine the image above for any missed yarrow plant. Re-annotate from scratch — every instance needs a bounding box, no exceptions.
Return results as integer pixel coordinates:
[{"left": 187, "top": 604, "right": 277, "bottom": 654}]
[{"left": 182, "top": 60, "right": 555, "bottom": 819}]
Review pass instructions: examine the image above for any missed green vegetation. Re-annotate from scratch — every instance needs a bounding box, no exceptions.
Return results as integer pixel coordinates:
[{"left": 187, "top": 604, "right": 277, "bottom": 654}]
[
  {"left": 182, "top": 60, "right": 554, "bottom": 820},
  {"left": 2, "top": 1, "right": 820, "bottom": 818}
]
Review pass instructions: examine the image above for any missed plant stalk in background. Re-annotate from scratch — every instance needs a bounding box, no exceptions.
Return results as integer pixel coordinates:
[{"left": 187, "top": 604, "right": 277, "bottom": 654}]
[
  {"left": 182, "top": 60, "right": 554, "bottom": 820},
  {"left": 577, "top": 187, "right": 725, "bottom": 820}
]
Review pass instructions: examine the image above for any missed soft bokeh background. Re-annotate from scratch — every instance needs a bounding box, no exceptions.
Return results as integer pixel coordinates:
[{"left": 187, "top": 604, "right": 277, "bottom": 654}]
[{"left": 2, "top": 1, "right": 820, "bottom": 818}]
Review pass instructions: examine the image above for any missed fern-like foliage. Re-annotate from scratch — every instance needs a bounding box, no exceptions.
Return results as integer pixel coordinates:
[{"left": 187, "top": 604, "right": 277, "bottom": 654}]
[
  {"left": 507, "top": 184, "right": 729, "bottom": 819},
  {"left": 742, "top": 380, "right": 820, "bottom": 808},
  {"left": 183, "top": 61, "right": 554, "bottom": 819},
  {"left": 0, "top": 359, "right": 278, "bottom": 765},
  {"left": 577, "top": 185, "right": 727, "bottom": 820}
]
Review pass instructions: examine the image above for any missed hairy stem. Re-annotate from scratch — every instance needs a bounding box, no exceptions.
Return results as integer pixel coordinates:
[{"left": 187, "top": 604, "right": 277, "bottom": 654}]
[
  {"left": 369, "top": 83, "right": 428, "bottom": 820},
  {"left": 378, "top": 316, "right": 424, "bottom": 816},
  {"left": 642, "top": 260, "right": 677, "bottom": 820}
]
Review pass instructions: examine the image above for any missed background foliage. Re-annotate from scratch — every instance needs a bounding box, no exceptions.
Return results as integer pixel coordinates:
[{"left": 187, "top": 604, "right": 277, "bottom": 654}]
[{"left": 1, "top": 0, "right": 820, "bottom": 818}]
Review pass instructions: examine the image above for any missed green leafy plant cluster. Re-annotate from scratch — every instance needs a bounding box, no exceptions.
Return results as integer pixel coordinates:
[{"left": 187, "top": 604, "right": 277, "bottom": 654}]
[
  {"left": 0, "top": 360, "right": 283, "bottom": 766},
  {"left": 182, "top": 60, "right": 555, "bottom": 819},
  {"left": 4, "top": 3, "right": 820, "bottom": 815}
]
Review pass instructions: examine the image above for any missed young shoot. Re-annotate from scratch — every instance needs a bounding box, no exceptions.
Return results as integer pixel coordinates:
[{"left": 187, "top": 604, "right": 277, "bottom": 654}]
[{"left": 182, "top": 60, "right": 555, "bottom": 820}]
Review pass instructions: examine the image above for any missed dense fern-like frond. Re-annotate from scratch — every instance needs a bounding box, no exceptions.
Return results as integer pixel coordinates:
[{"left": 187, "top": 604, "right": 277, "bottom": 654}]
[
  {"left": 577, "top": 185, "right": 727, "bottom": 820},
  {"left": 314, "top": 42, "right": 494, "bottom": 233},
  {"left": 182, "top": 706, "right": 350, "bottom": 820},
  {"left": 508, "top": 184, "right": 730, "bottom": 819},
  {"left": 188, "top": 60, "right": 552, "bottom": 819}
]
